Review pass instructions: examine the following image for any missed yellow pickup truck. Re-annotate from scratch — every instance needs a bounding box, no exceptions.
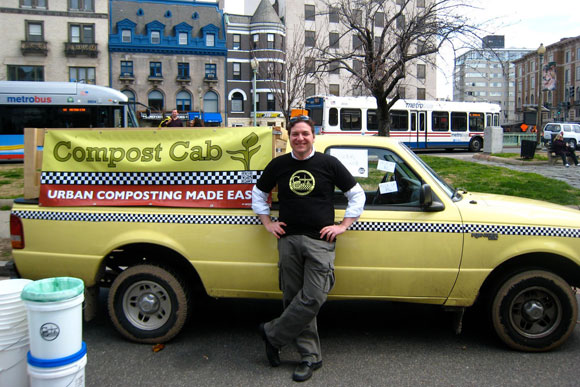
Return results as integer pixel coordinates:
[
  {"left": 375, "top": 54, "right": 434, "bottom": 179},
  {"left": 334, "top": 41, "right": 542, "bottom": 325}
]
[{"left": 10, "top": 134, "right": 580, "bottom": 352}]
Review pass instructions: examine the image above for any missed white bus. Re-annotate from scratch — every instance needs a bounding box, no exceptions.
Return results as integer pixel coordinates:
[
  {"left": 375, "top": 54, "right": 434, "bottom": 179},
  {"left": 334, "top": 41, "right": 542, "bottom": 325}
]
[
  {"left": 0, "top": 81, "right": 139, "bottom": 160},
  {"left": 305, "top": 96, "right": 502, "bottom": 151}
]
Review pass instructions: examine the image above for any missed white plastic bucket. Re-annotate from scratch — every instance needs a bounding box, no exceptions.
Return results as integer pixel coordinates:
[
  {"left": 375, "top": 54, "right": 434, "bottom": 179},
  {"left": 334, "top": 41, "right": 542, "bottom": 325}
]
[
  {"left": 27, "top": 343, "right": 87, "bottom": 387},
  {"left": 21, "top": 278, "right": 84, "bottom": 360},
  {"left": 23, "top": 293, "right": 84, "bottom": 360},
  {"left": 0, "top": 335, "right": 30, "bottom": 387},
  {"left": 0, "top": 279, "right": 33, "bottom": 301}
]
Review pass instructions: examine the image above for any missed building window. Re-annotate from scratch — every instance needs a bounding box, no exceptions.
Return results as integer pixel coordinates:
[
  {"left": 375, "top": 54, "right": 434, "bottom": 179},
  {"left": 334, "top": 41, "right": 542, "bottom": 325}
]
[
  {"left": 122, "top": 89, "right": 135, "bottom": 104},
  {"left": 150, "top": 62, "right": 162, "bottom": 77},
  {"left": 396, "top": 15, "right": 405, "bottom": 29},
  {"left": 176, "top": 90, "right": 191, "bottom": 111},
  {"left": 305, "top": 83, "right": 316, "bottom": 99},
  {"left": 177, "top": 62, "right": 189, "bottom": 79},
  {"left": 305, "top": 5, "right": 315, "bottom": 21},
  {"left": 397, "top": 87, "right": 406, "bottom": 99},
  {"left": 178, "top": 32, "right": 188, "bottom": 45},
  {"left": 205, "top": 63, "right": 217, "bottom": 79},
  {"left": 375, "top": 12, "right": 384, "bottom": 28},
  {"left": 329, "top": 32, "right": 339, "bottom": 49},
  {"left": 417, "top": 88, "right": 426, "bottom": 100},
  {"left": 252, "top": 34, "right": 259, "bottom": 49},
  {"left": 267, "top": 34, "right": 275, "bottom": 49},
  {"left": 148, "top": 90, "right": 164, "bottom": 111},
  {"left": 69, "top": 0, "right": 93, "bottom": 11},
  {"left": 233, "top": 63, "right": 241, "bottom": 80},
  {"left": 151, "top": 31, "right": 160, "bottom": 44},
  {"left": 305, "top": 31, "right": 315, "bottom": 47},
  {"left": 565, "top": 51, "right": 571, "bottom": 63},
  {"left": 69, "top": 67, "right": 95, "bottom": 84},
  {"left": 7, "top": 65, "right": 44, "bottom": 81},
  {"left": 417, "top": 64, "right": 426, "bottom": 79},
  {"left": 267, "top": 93, "right": 275, "bottom": 111},
  {"left": 206, "top": 33, "right": 215, "bottom": 47},
  {"left": 120, "top": 61, "right": 133, "bottom": 76},
  {"left": 26, "top": 21, "right": 44, "bottom": 42},
  {"left": 305, "top": 57, "right": 316, "bottom": 73},
  {"left": 204, "top": 91, "right": 218, "bottom": 113},
  {"left": 70, "top": 24, "right": 94, "bottom": 43},
  {"left": 329, "top": 84, "right": 340, "bottom": 96},
  {"left": 329, "top": 61, "right": 340, "bottom": 75},
  {"left": 353, "top": 35, "right": 362, "bottom": 50},
  {"left": 231, "top": 92, "right": 244, "bottom": 112},
  {"left": 233, "top": 34, "right": 241, "bottom": 50},
  {"left": 329, "top": 7, "right": 339, "bottom": 23},
  {"left": 417, "top": 0, "right": 425, "bottom": 7},
  {"left": 121, "top": 29, "right": 131, "bottom": 43},
  {"left": 21, "top": 0, "right": 47, "bottom": 8}
]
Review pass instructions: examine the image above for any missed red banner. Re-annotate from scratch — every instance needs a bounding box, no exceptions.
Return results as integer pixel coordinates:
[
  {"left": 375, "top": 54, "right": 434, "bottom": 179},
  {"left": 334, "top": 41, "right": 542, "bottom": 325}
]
[{"left": 39, "top": 184, "right": 254, "bottom": 208}]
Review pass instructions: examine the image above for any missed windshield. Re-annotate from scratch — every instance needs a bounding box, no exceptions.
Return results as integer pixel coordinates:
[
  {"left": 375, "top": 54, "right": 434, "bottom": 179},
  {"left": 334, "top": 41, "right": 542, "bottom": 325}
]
[{"left": 399, "top": 143, "right": 456, "bottom": 198}]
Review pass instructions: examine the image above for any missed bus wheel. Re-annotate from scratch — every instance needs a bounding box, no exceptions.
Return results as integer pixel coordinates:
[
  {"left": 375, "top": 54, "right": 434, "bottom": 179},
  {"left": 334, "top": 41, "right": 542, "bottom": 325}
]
[
  {"left": 490, "top": 270, "right": 577, "bottom": 351},
  {"left": 469, "top": 137, "right": 482, "bottom": 152},
  {"left": 108, "top": 264, "right": 189, "bottom": 343}
]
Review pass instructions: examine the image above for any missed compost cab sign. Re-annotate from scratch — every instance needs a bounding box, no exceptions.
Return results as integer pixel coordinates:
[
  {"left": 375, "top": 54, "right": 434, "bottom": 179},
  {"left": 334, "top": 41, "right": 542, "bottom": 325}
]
[{"left": 39, "top": 127, "right": 272, "bottom": 208}]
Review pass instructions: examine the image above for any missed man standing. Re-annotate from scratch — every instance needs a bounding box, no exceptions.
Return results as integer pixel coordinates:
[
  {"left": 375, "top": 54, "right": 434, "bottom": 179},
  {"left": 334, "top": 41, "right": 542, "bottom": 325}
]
[
  {"left": 252, "top": 117, "right": 365, "bottom": 382},
  {"left": 160, "top": 109, "right": 183, "bottom": 127}
]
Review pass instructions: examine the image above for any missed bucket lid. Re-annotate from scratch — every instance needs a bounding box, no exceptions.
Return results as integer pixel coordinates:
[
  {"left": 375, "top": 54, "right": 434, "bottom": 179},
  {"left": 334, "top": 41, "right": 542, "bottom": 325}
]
[
  {"left": 21, "top": 277, "right": 84, "bottom": 302},
  {"left": 28, "top": 342, "right": 87, "bottom": 368}
]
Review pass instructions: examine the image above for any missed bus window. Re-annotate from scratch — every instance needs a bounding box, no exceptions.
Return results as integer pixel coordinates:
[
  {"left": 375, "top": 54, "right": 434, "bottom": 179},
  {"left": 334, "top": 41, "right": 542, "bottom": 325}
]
[
  {"left": 450, "top": 112, "right": 467, "bottom": 132},
  {"left": 391, "top": 110, "right": 408, "bottom": 131},
  {"left": 310, "top": 107, "right": 323, "bottom": 126},
  {"left": 493, "top": 114, "right": 499, "bottom": 126},
  {"left": 432, "top": 111, "right": 449, "bottom": 131},
  {"left": 419, "top": 112, "right": 425, "bottom": 131},
  {"left": 410, "top": 112, "right": 416, "bottom": 131},
  {"left": 469, "top": 113, "right": 484, "bottom": 132},
  {"left": 367, "top": 110, "right": 378, "bottom": 131},
  {"left": 340, "top": 108, "right": 361, "bottom": 131},
  {"left": 329, "top": 108, "right": 338, "bottom": 126},
  {"left": 486, "top": 113, "right": 492, "bottom": 127}
]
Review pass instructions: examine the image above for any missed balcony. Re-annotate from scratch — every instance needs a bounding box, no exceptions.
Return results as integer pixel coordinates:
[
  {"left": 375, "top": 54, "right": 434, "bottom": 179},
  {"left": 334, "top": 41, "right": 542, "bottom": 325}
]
[
  {"left": 176, "top": 76, "right": 191, "bottom": 86},
  {"left": 119, "top": 73, "right": 135, "bottom": 84},
  {"left": 148, "top": 75, "right": 163, "bottom": 86},
  {"left": 64, "top": 42, "right": 98, "bottom": 58},
  {"left": 21, "top": 41, "right": 48, "bottom": 56}
]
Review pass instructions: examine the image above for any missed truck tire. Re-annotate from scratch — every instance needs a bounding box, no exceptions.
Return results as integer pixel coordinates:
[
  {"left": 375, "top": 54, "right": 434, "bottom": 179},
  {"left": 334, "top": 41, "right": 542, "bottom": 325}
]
[
  {"left": 468, "top": 137, "right": 482, "bottom": 152},
  {"left": 491, "top": 270, "right": 577, "bottom": 351},
  {"left": 108, "top": 264, "right": 189, "bottom": 343}
]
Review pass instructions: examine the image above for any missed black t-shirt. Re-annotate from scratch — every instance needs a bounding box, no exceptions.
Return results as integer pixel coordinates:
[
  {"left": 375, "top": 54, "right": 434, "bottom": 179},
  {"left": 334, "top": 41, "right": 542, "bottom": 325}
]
[{"left": 256, "top": 152, "right": 356, "bottom": 239}]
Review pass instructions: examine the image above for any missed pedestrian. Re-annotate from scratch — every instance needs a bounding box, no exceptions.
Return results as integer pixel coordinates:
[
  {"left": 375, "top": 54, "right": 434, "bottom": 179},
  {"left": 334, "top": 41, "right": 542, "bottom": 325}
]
[
  {"left": 251, "top": 116, "right": 365, "bottom": 382},
  {"left": 159, "top": 109, "right": 183, "bottom": 127},
  {"left": 552, "top": 132, "right": 579, "bottom": 167}
]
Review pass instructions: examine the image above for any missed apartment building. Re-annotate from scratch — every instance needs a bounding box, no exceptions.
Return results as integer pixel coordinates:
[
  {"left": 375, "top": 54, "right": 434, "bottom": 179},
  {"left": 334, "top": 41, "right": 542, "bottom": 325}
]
[
  {"left": 0, "top": 0, "right": 109, "bottom": 84},
  {"left": 453, "top": 36, "right": 531, "bottom": 126},
  {"left": 225, "top": 0, "right": 286, "bottom": 127},
  {"left": 514, "top": 35, "right": 580, "bottom": 125},
  {"left": 109, "top": 0, "right": 227, "bottom": 126}
]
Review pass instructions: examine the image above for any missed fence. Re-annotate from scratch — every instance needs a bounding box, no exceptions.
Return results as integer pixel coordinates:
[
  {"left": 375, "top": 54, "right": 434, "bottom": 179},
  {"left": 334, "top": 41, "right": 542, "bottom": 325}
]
[{"left": 503, "top": 133, "right": 538, "bottom": 147}]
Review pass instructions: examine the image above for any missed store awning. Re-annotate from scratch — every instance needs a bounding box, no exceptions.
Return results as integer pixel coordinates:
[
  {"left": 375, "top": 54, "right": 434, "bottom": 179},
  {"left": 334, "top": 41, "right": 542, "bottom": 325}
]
[
  {"left": 203, "top": 113, "right": 222, "bottom": 123},
  {"left": 188, "top": 112, "right": 201, "bottom": 120}
]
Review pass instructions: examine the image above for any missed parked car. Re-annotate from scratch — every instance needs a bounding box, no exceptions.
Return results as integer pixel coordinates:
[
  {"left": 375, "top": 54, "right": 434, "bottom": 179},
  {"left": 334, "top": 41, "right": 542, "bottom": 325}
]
[{"left": 543, "top": 122, "right": 580, "bottom": 148}]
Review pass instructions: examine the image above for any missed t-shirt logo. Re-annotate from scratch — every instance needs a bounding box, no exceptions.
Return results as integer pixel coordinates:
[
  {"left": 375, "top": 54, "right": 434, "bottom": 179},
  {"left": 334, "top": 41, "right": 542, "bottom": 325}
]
[{"left": 289, "top": 170, "right": 315, "bottom": 196}]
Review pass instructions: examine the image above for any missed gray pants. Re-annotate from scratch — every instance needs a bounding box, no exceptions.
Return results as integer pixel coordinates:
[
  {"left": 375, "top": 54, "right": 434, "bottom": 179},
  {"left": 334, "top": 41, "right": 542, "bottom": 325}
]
[{"left": 264, "top": 235, "right": 336, "bottom": 362}]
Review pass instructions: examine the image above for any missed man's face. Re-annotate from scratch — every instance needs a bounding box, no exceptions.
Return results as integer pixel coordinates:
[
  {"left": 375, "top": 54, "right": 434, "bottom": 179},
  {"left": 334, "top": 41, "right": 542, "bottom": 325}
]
[
  {"left": 289, "top": 122, "right": 314, "bottom": 158},
  {"left": 171, "top": 110, "right": 178, "bottom": 118}
]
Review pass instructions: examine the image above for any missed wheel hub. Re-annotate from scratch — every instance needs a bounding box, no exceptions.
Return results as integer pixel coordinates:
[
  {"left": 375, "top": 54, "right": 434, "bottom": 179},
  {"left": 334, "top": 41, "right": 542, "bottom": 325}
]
[
  {"left": 138, "top": 292, "right": 160, "bottom": 314},
  {"left": 522, "top": 300, "right": 545, "bottom": 321}
]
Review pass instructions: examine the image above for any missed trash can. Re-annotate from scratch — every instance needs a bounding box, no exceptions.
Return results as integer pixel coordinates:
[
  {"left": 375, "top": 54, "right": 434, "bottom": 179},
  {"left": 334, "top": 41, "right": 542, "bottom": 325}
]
[
  {"left": 21, "top": 277, "right": 84, "bottom": 360},
  {"left": 520, "top": 140, "right": 537, "bottom": 159}
]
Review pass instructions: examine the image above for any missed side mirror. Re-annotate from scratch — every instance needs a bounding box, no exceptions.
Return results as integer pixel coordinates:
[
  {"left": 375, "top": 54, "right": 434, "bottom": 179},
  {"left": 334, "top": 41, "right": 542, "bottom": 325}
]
[{"left": 420, "top": 184, "right": 444, "bottom": 212}]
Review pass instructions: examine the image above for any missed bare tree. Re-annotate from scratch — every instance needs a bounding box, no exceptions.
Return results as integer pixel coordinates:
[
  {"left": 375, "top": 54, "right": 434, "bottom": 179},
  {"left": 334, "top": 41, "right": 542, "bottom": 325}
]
[
  {"left": 260, "top": 27, "right": 323, "bottom": 128},
  {"left": 318, "top": 0, "right": 477, "bottom": 136}
]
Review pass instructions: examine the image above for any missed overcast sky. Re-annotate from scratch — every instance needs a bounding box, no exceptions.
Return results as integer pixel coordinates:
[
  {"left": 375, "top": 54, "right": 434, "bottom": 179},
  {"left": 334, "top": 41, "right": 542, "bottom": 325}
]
[{"left": 437, "top": 0, "right": 580, "bottom": 98}]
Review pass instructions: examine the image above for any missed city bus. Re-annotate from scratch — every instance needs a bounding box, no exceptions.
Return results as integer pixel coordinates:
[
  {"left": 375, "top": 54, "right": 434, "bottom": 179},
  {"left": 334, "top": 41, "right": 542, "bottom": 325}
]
[
  {"left": 305, "top": 95, "right": 502, "bottom": 151},
  {"left": 0, "top": 81, "right": 139, "bottom": 160}
]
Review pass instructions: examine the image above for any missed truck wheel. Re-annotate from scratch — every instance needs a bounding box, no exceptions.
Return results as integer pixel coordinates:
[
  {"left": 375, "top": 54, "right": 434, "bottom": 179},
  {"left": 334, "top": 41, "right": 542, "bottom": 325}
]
[
  {"left": 469, "top": 137, "right": 482, "bottom": 152},
  {"left": 491, "top": 270, "right": 577, "bottom": 351},
  {"left": 108, "top": 265, "right": 189, "bottom": 343}
]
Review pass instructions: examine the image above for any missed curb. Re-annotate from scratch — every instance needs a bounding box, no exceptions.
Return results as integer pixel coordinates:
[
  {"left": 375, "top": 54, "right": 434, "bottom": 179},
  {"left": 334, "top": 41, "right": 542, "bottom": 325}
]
[{"left": 473, "top": 153, "right": 548, "bottom": 165}]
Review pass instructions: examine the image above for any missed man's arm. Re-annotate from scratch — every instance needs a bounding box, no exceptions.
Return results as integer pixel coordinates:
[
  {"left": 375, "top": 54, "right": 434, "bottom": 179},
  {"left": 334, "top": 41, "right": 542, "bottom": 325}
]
[
  {"left": 320, "top": 183, "right": 365, "bottom": 242},
  {"left": 251, "top": 185, "right": 286, "bottom": 239}
]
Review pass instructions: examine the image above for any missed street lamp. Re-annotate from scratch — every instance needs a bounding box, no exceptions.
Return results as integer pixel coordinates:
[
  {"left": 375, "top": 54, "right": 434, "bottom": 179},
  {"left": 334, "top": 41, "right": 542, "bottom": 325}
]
[
  {"left": 250, "top": 57, "right": 259, "bottom": 126},
  {"left": 536, "top": 43, "right": 546, "bottom": 145}
]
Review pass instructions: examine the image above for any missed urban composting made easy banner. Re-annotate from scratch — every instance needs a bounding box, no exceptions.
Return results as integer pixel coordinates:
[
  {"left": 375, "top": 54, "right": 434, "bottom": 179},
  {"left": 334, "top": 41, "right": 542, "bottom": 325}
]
[{"left": 39, "top": 127, "right": 272, "bottom": 208}]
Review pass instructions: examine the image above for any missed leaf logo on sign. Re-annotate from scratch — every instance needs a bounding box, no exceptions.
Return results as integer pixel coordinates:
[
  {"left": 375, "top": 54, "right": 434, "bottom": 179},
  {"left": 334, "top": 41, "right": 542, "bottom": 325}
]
[{"left": 227, "top": 132, "right": 262, "bottom": 170}]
